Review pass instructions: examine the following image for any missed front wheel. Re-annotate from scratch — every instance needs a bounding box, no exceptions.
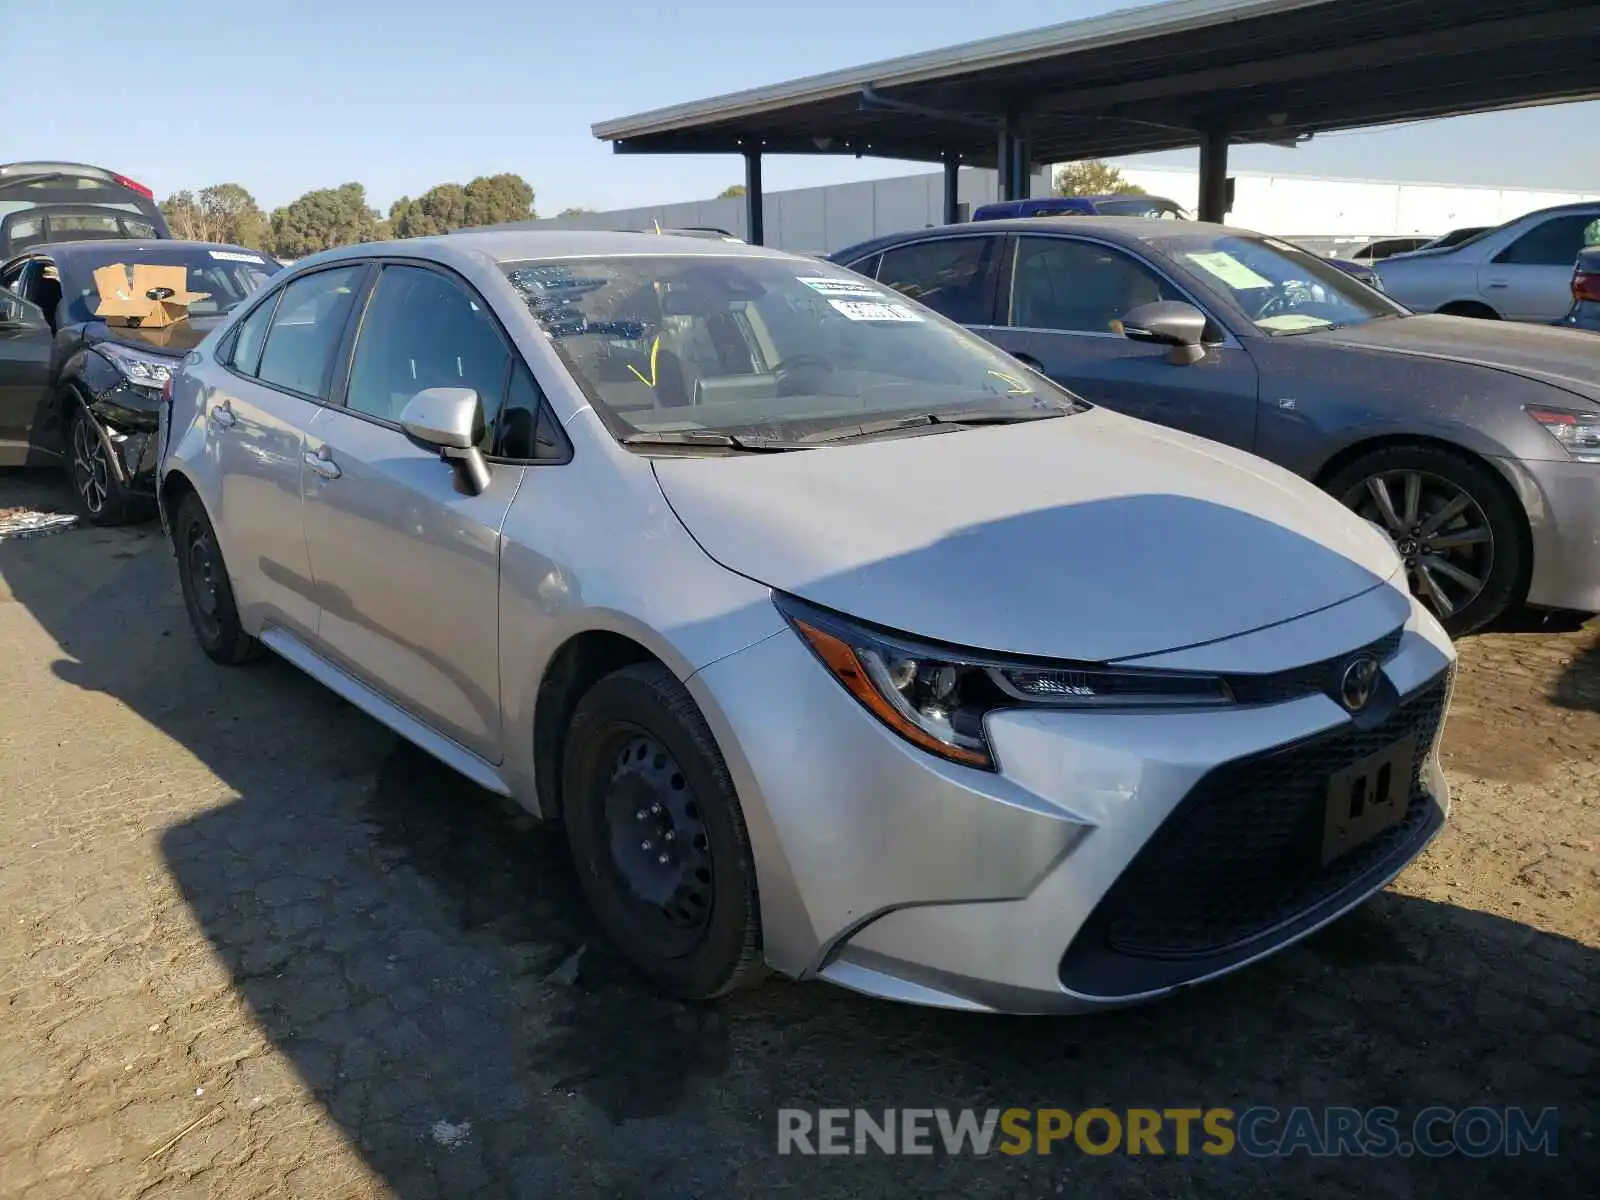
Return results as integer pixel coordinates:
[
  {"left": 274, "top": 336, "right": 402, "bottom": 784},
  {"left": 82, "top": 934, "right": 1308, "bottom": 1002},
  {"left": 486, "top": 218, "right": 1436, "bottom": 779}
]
[
  {"left": 1325, "top": 445, "right": 1526, "bottom": 636},
  {"left": 562, "top": 663, "right": 764, "bottom": 999},
  {"left": 68, "top": 407, "right": 141, "bottom": 525}
]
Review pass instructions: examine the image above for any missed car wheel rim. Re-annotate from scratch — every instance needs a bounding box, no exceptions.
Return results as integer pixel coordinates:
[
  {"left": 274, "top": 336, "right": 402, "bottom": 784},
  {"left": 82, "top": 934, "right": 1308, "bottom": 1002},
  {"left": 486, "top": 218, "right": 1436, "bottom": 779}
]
[
  {"left": 185, "top": 525, "right": 223, "bottom": 641},
  {"left": 71, "top": 417, "right": 109, "bottom": 515},
  {"left": 600, "top": 728, "right": 713, "bottom": 954},
  {"left": 1342, "top": 469, "right": 1493, "bottom": 621}
]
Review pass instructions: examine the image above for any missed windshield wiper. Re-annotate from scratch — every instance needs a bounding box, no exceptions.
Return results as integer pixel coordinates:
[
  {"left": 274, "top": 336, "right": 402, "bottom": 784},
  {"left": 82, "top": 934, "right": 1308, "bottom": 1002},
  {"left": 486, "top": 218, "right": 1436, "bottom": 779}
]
[
  {"left": 621, "top": 430, "right": 807, "bottom": 453},
  {"left": 798, "top": 406, "right": 1071, "bottom": 444}
]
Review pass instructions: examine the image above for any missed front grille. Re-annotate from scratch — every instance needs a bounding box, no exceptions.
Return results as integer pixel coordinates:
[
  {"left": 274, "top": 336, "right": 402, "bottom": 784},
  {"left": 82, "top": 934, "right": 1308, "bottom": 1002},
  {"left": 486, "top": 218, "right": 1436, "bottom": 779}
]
[
  {"left": 1224, "top": 626, "right": 1405, "bottom": 706},
  {"left": 1060, "top": 668, "right": 1451, "bottom": 997}
]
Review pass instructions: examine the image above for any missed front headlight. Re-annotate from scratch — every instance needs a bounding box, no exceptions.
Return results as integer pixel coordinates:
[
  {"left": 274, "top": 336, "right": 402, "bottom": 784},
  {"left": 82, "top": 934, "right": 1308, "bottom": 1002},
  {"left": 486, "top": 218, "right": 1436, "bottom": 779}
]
[
  {"left": 96, "top": 342, "right": 176, "bottom": 389},
  {"left": 775, "top": 594, "right": 1233, "bottom": 770},
  {"left": 1527, "top": 405, "right": 1600, "bottom": 463}
]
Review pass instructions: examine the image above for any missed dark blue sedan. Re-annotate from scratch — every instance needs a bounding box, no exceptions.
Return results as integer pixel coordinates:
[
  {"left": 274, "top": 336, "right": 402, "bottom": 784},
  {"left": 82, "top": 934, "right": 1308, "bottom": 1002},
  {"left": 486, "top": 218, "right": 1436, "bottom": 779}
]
[{"left": 829, "top": 217, "right": 1600, "bottom": 635}]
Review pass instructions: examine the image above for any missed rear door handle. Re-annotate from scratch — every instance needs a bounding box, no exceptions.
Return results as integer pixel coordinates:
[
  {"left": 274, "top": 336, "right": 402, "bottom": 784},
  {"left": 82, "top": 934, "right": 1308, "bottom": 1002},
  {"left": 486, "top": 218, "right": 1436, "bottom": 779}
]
[
  {"left": 1484, "top": 279, "right": 1509, "bottom": 289},
  {"left": 210, "top": 402, "right": 236, "bottom": 429},
  {"left": 304, "top": 448, "right": 341, "bottom": 479}
]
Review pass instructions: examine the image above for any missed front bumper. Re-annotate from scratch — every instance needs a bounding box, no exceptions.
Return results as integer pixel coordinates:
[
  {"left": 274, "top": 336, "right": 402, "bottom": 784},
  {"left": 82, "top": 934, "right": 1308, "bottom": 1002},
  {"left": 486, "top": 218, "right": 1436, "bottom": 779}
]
[
  {"left": 1493, "top": 454, "right": 1600, "bottom": 614},
  {"left": 690, "top": 584, "right": 1454, "bottom": 1014}
]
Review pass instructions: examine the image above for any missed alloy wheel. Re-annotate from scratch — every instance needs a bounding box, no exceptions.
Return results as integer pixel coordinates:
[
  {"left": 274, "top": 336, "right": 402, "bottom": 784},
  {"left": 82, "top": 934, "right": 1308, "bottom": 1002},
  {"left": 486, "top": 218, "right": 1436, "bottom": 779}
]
[
  {"left": 71, "top": 416, "right": 110, "bottom": 515},
  {"left": 600, "top": 728, "right": 714, "bottom": 955},
  {"left": 1342, "top": 469, "right": 1493, "bottom": 620}
]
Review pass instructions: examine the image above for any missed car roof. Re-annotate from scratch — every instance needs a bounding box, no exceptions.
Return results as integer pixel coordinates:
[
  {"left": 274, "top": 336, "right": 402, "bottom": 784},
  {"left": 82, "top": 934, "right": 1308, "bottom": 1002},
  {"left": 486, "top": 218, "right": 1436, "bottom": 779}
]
[
  {"left": 10, "top": 240, "right": 265, "bottom": 262},
  {"left": 830, "top": 216, "right": 1252, "bottom": 262},
  {"left": 310, "top": 230, "right": 799, "bottom": 266},
  {"left": 3, "top": 240, "right": 275, "bottom": 272}
]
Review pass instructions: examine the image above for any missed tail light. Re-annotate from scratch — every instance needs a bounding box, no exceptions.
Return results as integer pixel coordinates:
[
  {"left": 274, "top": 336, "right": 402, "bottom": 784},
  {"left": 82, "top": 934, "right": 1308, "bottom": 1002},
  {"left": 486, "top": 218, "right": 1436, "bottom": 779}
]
[
  {"left": 161, "top": 376, "right": 173, "bottom": 405},
  {"left": 110, "top": 172, "right": 154, "bottom": 200},
  {"left": 1572, "top": 270, "right": 1600, "bottom": 304}
]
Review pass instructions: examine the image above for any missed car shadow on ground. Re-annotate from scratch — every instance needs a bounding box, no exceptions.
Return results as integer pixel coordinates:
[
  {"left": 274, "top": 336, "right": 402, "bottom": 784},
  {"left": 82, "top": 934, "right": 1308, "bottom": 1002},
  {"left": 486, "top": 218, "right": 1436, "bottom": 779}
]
[
  {"left": 0, "top": 473, "right": 1594, "bottom": 1198},
  {"left": 1552, "top": 639, "right": 1600, "bottom": 714}
]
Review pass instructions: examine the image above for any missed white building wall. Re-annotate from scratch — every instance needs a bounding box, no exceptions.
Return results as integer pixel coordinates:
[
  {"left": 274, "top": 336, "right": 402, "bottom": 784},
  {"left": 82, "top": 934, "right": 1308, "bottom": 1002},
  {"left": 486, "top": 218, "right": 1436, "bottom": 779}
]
[{"left": 462, "top": 166, "right": 1596, "bottom": 257}]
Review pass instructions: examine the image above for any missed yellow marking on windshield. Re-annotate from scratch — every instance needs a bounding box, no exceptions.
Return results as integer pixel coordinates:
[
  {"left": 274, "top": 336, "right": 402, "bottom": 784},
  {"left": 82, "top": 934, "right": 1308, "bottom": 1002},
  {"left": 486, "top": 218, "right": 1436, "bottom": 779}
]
[
  {"left": 987, "top": 369, "right": 1031, "bottom": 394},
  {"left": 627, "top": 336, "right": 661, "bottom": 388}
]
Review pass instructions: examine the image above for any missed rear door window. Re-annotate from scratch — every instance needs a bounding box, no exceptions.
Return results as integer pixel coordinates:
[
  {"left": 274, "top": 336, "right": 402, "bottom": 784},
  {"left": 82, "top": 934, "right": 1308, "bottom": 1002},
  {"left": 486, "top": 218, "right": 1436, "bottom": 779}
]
[
  {"left": 1495, "top": 214, "right": 1593, "bottom": 266},
  {"left": 255, "top": 266, "right": 366, "bottom": 400},
  {"left": 875, "top": 237, "right": 1003, "bottom": 324}
]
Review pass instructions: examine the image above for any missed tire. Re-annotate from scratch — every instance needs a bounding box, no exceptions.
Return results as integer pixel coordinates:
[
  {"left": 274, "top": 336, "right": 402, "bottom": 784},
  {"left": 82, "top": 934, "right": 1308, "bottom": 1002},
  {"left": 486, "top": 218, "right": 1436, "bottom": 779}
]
[
  {"left": 1325, "top": 444, "right": 1526, "bottom": 637},
  {"left": 562, "top": 662, "right": 764, "bottom": 999},
  {"left": 1437, "top": 301, "right": 1501, "bottom": 320},
  {"left": 67, "top": 406, "right": 144, "bottom": 526},
  {"left": 172, "top": 492, "right": 261, "bottom": 665}
]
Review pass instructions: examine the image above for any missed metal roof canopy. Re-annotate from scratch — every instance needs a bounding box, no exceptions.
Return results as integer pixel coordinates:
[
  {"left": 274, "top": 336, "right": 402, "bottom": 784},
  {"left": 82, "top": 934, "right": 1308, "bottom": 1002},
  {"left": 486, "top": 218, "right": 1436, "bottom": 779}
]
[{"left": 594, "top": 0, "right": 1600, "bottom": 234}]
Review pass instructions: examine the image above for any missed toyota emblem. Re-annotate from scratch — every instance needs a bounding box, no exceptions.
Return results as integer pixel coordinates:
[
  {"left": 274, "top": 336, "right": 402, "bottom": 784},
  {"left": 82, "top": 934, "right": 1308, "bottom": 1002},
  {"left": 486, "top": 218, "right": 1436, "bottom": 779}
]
[{"left": 1339, "top": 656, "right": 1381, "bottom": 712}]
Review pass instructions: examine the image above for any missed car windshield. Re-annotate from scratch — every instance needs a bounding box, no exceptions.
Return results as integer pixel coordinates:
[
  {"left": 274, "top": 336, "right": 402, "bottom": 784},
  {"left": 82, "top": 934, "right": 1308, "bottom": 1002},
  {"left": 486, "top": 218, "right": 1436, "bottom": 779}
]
[
  {"left": 500, "top": 255, "right": 1083, "bottom": 441},
  {"left": 1157, "top": 232, "right": 1406, "bottom": 334},
  {"left": 60, "top": 246, "right": 279, "bottom": 324}
]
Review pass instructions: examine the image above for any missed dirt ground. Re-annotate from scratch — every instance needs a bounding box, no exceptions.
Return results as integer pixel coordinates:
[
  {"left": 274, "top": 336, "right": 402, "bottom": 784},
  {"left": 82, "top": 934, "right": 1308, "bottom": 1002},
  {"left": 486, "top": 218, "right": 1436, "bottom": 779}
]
[{"left": 0, "top": 468, "right": 1595, "bottom": 1199}]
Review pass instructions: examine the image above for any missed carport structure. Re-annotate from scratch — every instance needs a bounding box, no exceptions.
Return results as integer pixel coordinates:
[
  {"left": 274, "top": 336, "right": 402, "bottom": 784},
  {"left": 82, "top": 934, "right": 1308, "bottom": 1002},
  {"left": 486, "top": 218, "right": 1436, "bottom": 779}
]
[{"left": 593, "top": 0, "right": 1600, "bottom": 243}]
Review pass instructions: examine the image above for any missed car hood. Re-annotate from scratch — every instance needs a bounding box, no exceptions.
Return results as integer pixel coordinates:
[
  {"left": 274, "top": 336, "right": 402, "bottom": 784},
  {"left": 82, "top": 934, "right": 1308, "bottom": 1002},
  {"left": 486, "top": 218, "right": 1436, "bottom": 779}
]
[
  {"left": 652, "top": 410, "right": 1401, "bottom": 662},
  {"left": 83, "top": 315, "right": 224, "bottom": 358},
  {"left": 1310, "top": 314, "right": 1600, "bottom": 405}
]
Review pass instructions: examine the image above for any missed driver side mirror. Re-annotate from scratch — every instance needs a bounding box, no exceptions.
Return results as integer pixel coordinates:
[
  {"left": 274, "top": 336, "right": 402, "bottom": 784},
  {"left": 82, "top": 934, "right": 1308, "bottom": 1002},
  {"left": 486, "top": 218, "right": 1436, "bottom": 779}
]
[
  {"left": 1120, "top": 300, "right": 1209, "bottom": 365},
  {"left": 0, "top": 292, "right": 48, "bottom": 331},
  {"left": 399, "top": 386, "right": 492, "bottom": 496}
]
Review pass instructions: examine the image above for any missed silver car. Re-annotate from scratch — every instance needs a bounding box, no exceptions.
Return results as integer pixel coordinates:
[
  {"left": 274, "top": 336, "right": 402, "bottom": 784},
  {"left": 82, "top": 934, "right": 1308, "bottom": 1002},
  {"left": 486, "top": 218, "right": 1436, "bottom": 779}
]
[
  {"left": 158, "top": 232, "right": 1456, "bottom": 1014},
  {"left": 1376, "top": 201, "right": 1600, "bottom": 322}
]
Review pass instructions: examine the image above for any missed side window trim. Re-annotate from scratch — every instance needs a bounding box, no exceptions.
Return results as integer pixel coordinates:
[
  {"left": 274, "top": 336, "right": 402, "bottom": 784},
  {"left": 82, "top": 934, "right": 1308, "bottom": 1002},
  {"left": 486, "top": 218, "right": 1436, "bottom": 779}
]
[{"left": 988, "top": 232, "right": 1238, "bottom": 347}]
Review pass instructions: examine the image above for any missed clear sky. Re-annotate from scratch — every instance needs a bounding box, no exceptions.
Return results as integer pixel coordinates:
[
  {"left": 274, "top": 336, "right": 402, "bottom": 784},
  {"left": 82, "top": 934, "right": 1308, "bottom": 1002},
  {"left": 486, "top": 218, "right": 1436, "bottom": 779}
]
[{"left": 8, "top": 0, "right": 1596, "bottom": 217}]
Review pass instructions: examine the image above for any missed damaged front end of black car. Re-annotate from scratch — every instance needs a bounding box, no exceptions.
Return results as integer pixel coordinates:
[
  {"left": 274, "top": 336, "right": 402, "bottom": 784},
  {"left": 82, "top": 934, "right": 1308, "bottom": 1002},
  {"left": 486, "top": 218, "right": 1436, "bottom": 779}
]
[{"left": 59, "top": 338, "right": 176, "bottom": 522}]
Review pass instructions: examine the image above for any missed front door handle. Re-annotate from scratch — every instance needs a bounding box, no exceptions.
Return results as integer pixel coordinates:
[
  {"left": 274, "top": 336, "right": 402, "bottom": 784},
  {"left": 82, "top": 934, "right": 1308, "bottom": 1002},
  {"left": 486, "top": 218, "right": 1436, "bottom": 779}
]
[
  {"left": 1484, "top": 279, "right": 1509, "bottom": 289},
  {"left": 210, "top": 402, "right": 236, "bottom": 429},
  {"left": 304, "top": 447, "right": 341, "bottom": 479}
]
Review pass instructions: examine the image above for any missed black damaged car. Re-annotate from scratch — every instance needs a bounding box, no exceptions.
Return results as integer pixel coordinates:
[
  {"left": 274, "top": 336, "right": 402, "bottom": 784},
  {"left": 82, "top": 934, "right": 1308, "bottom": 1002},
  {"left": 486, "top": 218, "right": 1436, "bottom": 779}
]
[{"left": 0, "top": 240, "right": 280, "bottom": 523}]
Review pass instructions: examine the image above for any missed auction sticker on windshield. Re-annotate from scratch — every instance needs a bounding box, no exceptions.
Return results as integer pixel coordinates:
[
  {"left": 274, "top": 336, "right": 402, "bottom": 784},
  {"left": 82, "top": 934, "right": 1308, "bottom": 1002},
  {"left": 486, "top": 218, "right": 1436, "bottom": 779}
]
[
  {"left": 828, "top": 298, "right": 925, "bottom": 322},
  {"left": 1184, "top": 252, "right": 1274, "bottom": 291},
  {"left": 208, "top": 250, "right": 267, "bottom": 263},
  {"left": 1257, "top": 313, "right": 1333, "bottom": 331},
  {"left": 797, "top": 275, "right": 883, "bottom": 297}
]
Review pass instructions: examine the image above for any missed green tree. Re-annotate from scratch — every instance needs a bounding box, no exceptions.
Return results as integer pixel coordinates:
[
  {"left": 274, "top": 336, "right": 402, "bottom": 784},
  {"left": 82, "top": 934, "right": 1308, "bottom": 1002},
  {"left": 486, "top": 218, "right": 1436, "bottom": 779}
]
[
  {"left": 160, "top": 183, "right": 267, "bottom": 249},
  {"left": 557, "top": 206, "right": 594, "bottom": 217},
  {"left": 718, "top": 185, "right": 746, "bottom": 199},
  {"left": 264, "top": 183, "right": 383, "bottom": 258},
  {"left": 1053, "top": 160, "right": 1145, "bottom": 198},
  {"left": 390, "top": 173, "right": 537, "bottom": 237}
]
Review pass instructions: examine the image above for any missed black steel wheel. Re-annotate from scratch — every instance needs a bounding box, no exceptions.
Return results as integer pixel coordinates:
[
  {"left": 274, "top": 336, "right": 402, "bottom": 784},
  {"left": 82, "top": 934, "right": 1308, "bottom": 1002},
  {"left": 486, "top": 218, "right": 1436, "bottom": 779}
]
[
  {"left": 173, "top": 492, "right": 260, "bottom": 665},
  {"left": 563, "top": 662, "right": 763, "bottom": 999},
  {"left": 1327, "top": 444, "right": 1526, "bottom": 636}
]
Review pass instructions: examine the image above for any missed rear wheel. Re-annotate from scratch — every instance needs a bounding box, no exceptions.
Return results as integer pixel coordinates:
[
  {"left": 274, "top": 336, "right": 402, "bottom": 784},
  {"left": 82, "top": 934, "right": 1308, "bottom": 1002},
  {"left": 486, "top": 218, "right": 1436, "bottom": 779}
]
[
  {"left": 1325, "top": 444, "right": 1526, "bottom": 636},
  {"left": 172, "top": 492, "right": 260, "bottom": 664},
  {"left": 562, "top": 663, "right": 763, "bottom": 999}
]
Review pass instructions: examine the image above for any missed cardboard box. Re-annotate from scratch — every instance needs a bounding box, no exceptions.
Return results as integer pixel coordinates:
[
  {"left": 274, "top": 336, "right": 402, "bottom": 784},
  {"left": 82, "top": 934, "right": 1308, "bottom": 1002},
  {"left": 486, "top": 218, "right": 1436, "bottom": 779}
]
[{"left": 92, "top": 263, "right": 209, "bottom": 328}]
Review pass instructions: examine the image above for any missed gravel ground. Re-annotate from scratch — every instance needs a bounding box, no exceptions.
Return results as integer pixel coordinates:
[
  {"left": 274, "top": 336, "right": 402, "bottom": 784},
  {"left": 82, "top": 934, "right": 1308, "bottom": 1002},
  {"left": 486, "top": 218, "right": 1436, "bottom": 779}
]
[{"left": 0, "top": 468, "right": 1595, "bottom": 1199}]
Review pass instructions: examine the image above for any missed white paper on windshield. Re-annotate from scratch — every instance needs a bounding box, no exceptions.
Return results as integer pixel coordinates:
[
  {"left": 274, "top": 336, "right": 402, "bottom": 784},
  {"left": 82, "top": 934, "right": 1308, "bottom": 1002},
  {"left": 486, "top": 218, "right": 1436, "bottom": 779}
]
[
  {"left": 209, "top": 250, "right": 267, "bottom": 264},
  {"left": 1256, "top": 313, "right": 1333, "bottom": 331},
  {"left": 797, "top": 275, "right": 883, "bottom": 297},
  {"left": 828, "top": 298, "right": 924, "bottom": 322},
  {"left": 1183, "top": 251, "right": 1274, "bottom": 290}
]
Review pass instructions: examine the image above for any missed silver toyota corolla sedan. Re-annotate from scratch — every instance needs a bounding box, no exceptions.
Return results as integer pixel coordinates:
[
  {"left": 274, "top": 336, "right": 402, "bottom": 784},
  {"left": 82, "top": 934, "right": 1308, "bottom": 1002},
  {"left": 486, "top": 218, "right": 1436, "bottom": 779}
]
[{"left": 158, "top": 231, "right": 1456, "bottom": 1014}]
